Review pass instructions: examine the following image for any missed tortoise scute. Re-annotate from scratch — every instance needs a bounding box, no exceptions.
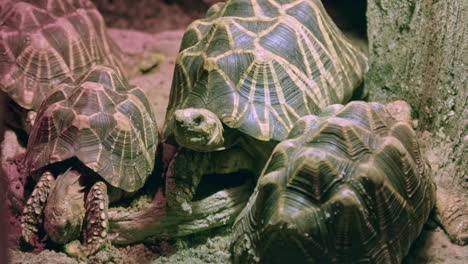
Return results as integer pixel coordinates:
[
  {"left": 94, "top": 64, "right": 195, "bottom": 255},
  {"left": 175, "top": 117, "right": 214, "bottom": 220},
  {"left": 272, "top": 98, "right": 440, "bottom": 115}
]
[
  {"left": 231, "top": 101, "right": 435, "bottom": 263},
  {"left": 205, "top": 2, "right": 225, "bottom": 18},
  {"left": 0, "top": 0, "right": 123, "bottom": 111},
  {"left": 290, "top": 149, "right": 350, "bottom": 202},
  {"left": 27, "top": 112, "right": 78, "bottom": 172},
  {"left": 78, "top": 64, "right": 129, "bottom": 93},
  {"left": 26, "top": 65, "right": 158, "bottom": 192},
  {"left": 164, "top": 0, "right": 368, "bottom": 142}
]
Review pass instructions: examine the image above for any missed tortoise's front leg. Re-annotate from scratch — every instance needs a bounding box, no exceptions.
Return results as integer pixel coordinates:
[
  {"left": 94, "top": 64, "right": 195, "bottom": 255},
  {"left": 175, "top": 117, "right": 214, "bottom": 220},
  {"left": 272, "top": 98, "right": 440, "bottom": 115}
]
[
  {"left": 166, "top": 147, "right": 256, "bottom": 215},
  {"left": 65, "top": 181, "right": 109, "bottom": 259},
  {"left": 21, "top": 172, "right": 55, "bottom": 245},
  {"left": 166, "top": 149, "right": 212, "bottom": 215}
]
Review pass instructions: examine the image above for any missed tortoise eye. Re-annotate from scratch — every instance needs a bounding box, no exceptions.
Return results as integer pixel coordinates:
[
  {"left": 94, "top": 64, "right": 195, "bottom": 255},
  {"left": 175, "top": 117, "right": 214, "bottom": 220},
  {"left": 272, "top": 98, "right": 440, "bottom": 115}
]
[{"left": 193, "top": 115, "right": 204, "bottom": 125}]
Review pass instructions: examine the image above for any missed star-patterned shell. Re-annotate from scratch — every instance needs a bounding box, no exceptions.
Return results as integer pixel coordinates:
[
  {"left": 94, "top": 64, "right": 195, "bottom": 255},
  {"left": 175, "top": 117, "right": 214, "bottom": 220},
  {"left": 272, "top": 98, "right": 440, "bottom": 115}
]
[
  {"left": 231, "top": 101, "right": 435, "bottom": 264},
  {"left": 25, "top": 65, "right": 158, "bottom": 192},
  {"left": 164, "top": 0, "right": 367, "bottom": 142},
  {"left": 0, "top": 0, "right": 123, "bottom": 111}
]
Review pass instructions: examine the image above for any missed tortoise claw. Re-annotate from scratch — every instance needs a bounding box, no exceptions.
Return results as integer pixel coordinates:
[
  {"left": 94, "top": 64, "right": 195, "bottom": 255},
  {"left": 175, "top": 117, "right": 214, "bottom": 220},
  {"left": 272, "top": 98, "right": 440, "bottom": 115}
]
[{"left": 21, "top": 172, "right": 55, "bottom": 245}]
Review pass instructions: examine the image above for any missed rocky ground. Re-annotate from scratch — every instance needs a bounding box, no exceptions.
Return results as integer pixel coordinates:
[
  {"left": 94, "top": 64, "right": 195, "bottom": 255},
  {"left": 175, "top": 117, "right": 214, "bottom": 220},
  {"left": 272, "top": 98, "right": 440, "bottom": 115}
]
[{"left": 3, "top": 0, "right": 467, "bottom": 263}]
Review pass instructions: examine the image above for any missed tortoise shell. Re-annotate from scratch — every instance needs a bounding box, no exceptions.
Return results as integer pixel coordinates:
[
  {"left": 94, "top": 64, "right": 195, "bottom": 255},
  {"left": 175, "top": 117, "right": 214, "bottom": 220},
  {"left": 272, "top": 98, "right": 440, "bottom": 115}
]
[
  {"left": 25, "top": 65, "right": 158, "bottom": 193},
  {"left": 0, "top": 0, "right": 123, "bottom": 111},
  {"left": 231, "top": 101, "right": 435, "bottom": 263},
  {"left": 164, "top": 0, "right": 367, "bottom": 142}
]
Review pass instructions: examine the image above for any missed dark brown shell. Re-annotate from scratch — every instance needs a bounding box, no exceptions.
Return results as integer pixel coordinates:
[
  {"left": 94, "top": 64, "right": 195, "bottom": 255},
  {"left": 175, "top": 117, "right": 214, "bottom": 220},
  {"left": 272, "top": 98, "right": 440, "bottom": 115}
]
[
  {"left": 0, "top": 0, "right": 123, "bottom": 111},
  {"left": 231, "top": 101, "right": 435, "bottom": 264},
  {"left": 25, "top": 65, "right": 158, "bottom": 192}
]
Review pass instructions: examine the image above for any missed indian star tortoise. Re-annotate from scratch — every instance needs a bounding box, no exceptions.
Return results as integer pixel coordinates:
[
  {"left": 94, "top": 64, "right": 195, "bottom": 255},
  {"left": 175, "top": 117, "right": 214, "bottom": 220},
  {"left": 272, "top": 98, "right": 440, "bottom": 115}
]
[
  {"left": 162, "top": 0, "right": 368, "bottom": 214},
  {"left": 230, "top": 101, "right": 436, "bottom": 264},
  {"left": 21, "top": 65, "right": 158, "bottom": 258}
]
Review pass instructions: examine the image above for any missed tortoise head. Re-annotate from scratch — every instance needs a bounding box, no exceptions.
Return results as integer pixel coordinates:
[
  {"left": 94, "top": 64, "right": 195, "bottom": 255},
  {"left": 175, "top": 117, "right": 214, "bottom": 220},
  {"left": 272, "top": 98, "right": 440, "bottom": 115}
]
[
  {"left": 44, "top": 170, "right": 85, "bottom": 244},
  {"left": 173, "top": 108, "right": 224, "bottom": 152}
]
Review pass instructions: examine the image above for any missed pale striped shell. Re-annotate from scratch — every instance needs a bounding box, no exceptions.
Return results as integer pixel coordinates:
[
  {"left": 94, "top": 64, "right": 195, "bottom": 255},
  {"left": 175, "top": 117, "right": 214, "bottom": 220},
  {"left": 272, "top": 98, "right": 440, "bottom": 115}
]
[
  {"left": 25, "top": 65, "right": 158, "bottom": 192},
  {"left": 164, "top": 0, "right": 367, "bottom": 142},
  {"left": 0, "top": 0, "right": 123, "bottom": 111},
  {"left": 231, "top": 101, "right": 435, "bottom": 264}
]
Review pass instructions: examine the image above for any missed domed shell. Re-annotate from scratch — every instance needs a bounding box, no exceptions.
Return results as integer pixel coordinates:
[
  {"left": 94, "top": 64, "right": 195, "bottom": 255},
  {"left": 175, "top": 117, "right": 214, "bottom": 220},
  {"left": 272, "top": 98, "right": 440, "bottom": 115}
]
[
  {"left": 164, "top": 0, "right": 367, "bottom": 142},
  {"left": 231, "top": 101, "right": 435, "bottom": 264},
  {"left": 0, "top": 0, "right": 123, "bottom": 111},
  {"left": 25, "top": 65, "right": 158, "bottom": 193}
]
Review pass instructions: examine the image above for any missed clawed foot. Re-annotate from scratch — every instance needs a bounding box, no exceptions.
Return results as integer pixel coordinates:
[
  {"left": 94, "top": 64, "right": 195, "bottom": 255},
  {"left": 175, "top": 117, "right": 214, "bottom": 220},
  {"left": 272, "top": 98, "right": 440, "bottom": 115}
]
[
  {"left": 21, "top": 172, "right": 55, "bottom": 245},
  {"left": 64, "top": 181, "right": 109, "bottom": 258},
  {"left": 66, "top": 181, "right": 110, "bottom": 258},
  {"left": 435, "top": 189, "right": 468, "bottom": 245}
]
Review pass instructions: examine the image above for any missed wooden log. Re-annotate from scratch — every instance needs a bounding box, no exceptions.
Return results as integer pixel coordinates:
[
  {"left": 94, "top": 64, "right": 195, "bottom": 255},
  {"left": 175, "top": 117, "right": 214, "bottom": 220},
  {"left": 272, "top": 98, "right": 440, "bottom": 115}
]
[{"left": 108, "top": 181, "right": 252, "bottom": 245}]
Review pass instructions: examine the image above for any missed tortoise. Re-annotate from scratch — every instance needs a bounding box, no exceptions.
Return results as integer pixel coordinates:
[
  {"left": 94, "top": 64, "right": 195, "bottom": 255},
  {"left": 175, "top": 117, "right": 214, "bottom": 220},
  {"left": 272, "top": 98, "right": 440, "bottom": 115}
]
[
  {"left": 20, "top": 65, "right": 158, "bottom": 258},
  {"left": 0, "top": 0, "right": 123, "bottom": 132},
  {"left": 230, "top": 101, "right": 436, "bottom": 264},
  {"left": 163, "top": 0, "right": 368, "bottom": 213}
]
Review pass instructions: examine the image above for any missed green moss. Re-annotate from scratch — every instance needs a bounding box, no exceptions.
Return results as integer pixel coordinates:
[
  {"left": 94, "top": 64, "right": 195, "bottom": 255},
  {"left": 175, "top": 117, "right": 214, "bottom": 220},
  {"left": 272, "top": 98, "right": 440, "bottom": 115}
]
[{"left": 153, "top": 227, "right": 231, "bottom": 264}]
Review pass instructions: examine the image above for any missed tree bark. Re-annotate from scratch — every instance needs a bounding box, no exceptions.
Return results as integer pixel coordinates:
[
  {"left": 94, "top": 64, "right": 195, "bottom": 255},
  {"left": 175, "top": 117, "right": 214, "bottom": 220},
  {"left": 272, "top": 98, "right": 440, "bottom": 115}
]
[{"left": 365, "top": 0, "right": 467, "bottom": 190}]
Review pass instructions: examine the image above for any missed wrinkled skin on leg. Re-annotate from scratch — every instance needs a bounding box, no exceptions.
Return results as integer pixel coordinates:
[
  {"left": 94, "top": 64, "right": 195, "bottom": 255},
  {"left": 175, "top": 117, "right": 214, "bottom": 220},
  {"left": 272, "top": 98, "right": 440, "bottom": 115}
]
[
  {"left": 165, "top": 149, "right": 212, "bottom": 214},
  {"left": 166, "top": 138, "right": 274, "bottom": 215},
  {"left": 435, "top": 189, "right": 468, "bottom": 245},
  {"left": 166, "top": 147, "right": 255, "bottom": 214}
]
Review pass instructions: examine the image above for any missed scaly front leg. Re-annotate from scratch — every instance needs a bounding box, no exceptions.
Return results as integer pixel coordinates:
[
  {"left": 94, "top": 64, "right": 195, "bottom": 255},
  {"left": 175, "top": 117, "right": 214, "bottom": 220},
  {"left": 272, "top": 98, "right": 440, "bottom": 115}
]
[
  {"left": 166, "top": 146, "right": 257, "bottom": 215},
  {"left": 65, "top": 181, "right": 109, "bottom": 259},
  {"left": 21, "top": 172, "right": 55, "bottom": 245},
  {"left": 166, "top": 148, "right": 212, "bottom": 215}
]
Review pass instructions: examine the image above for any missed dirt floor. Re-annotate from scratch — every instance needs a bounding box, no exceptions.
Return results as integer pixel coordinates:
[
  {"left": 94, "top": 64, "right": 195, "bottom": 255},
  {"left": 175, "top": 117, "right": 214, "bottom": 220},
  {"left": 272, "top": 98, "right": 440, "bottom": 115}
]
[{"left": 3, "top": 0, "right": 467, "bottom": 263}]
